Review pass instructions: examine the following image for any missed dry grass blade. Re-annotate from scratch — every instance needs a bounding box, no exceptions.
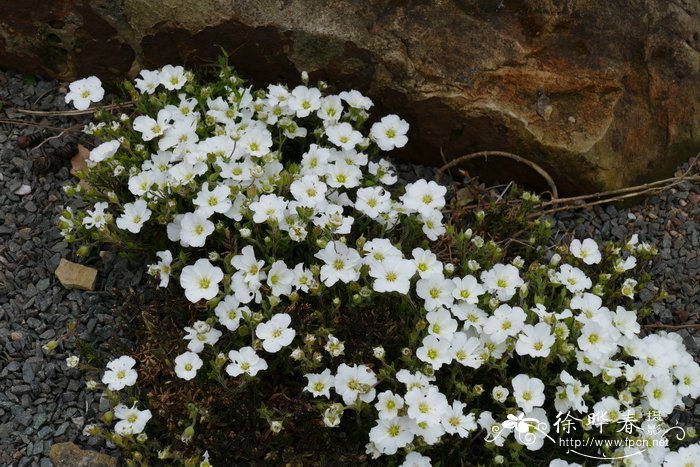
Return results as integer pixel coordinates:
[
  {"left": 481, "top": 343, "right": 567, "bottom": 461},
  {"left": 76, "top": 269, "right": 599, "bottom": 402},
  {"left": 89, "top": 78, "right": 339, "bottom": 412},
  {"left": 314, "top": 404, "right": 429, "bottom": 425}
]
[
  {"left": 12, "top": 102, "right": 134, "bottom": 117},
  {"left": 438, "top": 150, "right": 559, "bottom": 199}
]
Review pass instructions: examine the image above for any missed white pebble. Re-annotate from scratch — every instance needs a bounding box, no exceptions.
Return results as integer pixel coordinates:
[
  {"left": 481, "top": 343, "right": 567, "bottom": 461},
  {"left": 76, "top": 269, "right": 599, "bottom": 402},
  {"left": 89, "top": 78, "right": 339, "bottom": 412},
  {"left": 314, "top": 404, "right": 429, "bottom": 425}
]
[{"left": 14, "top": 184, "right": 31, "bottom": 196}]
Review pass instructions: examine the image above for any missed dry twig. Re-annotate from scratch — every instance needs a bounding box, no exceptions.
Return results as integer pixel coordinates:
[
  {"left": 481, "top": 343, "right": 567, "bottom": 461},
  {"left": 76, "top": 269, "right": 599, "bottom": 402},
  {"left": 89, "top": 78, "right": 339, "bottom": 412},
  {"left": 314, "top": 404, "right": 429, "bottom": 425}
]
[
  {"left": 438, "top": 150, "right": 559, "bottom": 199},
  {"left": 12, "top": 102, "right": 134, "bottom": 117}
]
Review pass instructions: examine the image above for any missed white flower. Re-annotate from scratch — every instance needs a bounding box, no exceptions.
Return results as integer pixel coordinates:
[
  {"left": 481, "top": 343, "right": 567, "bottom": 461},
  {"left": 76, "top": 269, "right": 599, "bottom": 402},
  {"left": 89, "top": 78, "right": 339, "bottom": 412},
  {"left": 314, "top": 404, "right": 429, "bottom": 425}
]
[
  {"left": 114, "top": 403, "right": 152, "bottom": 435},
  {"left": 214, "top": 295, "right": 249, "bottom": 332},
  {"left": 614, "top": 256, "right": 637, "bottom": 273},
  {"left": 82, "top": 202, "right": 109, "bottom": 229},
  {"left": 644, "top": 375, "right": 678, "bottom": 415},
  {"left": 339, "top": 89, "right": 373, "bottom": 110},
  {"left": 375, "top": 390, "right": 404, "bottom": 420},
  {"left": 325, "top": 162, "right": 362, "bottom": 189},
  {"left": 400, "top": 452, "right": 433, "bottom": 467},
  {"left": 66, "top": 356, "right": 80, "bottom": 368},
  {"left": 317, "top": 95, "right": 344, "bottom": 122},
  {"left": 255, "top": 313, "right": 296, "bottom": 353},
  {"left": 132, "top": 109, "right": 171, "bottom": 141},
  {"left": 416, "top": 274, "right": 455, "bottom": 311},
  {"left": 492, "top": 386, "right": 509, "bottom": 403},
  {"left": 238, "top": 127, "right": 273, "bottom": 158},
  {"left": 134, "top": 69, "right": 160, "bottom": 94},
  {"left": 193, "top": 183, "right": 232, "bottom": 218},
  {"left": 178, "top": 212, "right": 215, "bottom": 247},
  {"left": 179, "top": 259, "right": 224, "bottom": 303},
  {"left": 663, "top": 444, "right": 700, "bottom": 466},
  {"left": 314, "top": 241, "right": 362, "bottom": 286},
  {"left": 512, "top": 374, "right": 546, "bottom": 413},
  {"left": 147, "top": 250, "right": 173, "bottom": 288},
  {"left": 400, "top": 180, "right": 446, "bottom": 216},
  {"left": 266, "top": 260, "right": 294, "bottom": 297},
  {"left": 368, "top": 416, "right": 414, "bottom": 455},
  {"left": 449, "top": 332, "right": 484, "bottom": 368},
  {"left": 515, "top": 323, "right": 555, "bottom": 358},
  {"left": 405, "top": 386, "right": 449, "bottom": 425},
  {"left": 674, "top": 363, "right": 700, "bottom": 398},
  {"left": 290, "top": 175, "right": 328, "bottom": 207},
  {"left": 226, "top": 346, "right": 268, "bottom": 377},
  {"left": 159, "top": 64, "right": 187, "bottom": 90},
  {"left": 89, "top": 140, "right": 120, "bottom": 163},
  {"left": 304, "top": 368, "right": 334, "bottom": 398},
  {"left": 483, "top": 304, "right": 527, "bottom": 344},
  {"left": 480, "top": 263, "right": 524, "bottom": 301},
  {"left": 174, "top": 351, "right": 203, "bottom": 380},
  {"left": 416, "top": 335, "right": 452, "bottom": 370},
  {"left": 370, "top": 115, "right": 409, "bottom": 151},
  {"left": 369, "top": 257, "right": 417, "bottom": 294},
  {"left": 621, "top": 278, "right": 637, "bottom": 299},
  {"left": 425, "top": 308, "right": 458, "bottom": 339},
  {"left": 440, "top": 400, "right": 477, "bottom": 437},
  {"left": 324, "top": 334, "right": 345, "bottom": 357},
  {"left": 355, "top": 186, "right": 392, "bottom": 219},
  {"left": 116, "top": 199, "right": 151, "bottom": 234},
  {"left": 65, "top": 76, "right": 104, "bottom": 110},
  {"left": 556, "top": 264, "right": 592, "bottom": 293},
  {"left": 288, "top": 85, "right": 322, "bottom": 117},
  {"left": 334, "top": 363, "right": 377, "bottom": 406},
  {"left": 451, "top": 275, "right": 485, "bottom": 303},
  {"left": 326, "top": 122, "right": 363, "bottom": 150},
  {"left": 420, "top": 209, "right": 446, "bottom": 241},
  {"left": 102, "top": 355, "right": 138, "bottom": 391},
  {"left": 570, "top": 238, "right": 602, "bottom": 265},
  {"left": 249, "top": 194, "right": 288, "bottom": 224},
  {"left": 412, "top": 248, "right": 443, "bottom": 278},
  {"left": 183, "top": 320, "right": 222, "bottom": 353}
]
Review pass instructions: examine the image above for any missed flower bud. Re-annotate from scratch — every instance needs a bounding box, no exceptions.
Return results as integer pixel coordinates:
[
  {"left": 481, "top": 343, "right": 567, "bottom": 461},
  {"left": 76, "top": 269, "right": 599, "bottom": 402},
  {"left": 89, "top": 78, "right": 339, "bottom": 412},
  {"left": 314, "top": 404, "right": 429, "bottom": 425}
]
[
  {"left": 102, "top": 411, "right": 114, "bottom": 424},
  {"left": 181, "top": 425, "right": 195, "bottom": 444},
  {"left": 270, "top": 420, "right": 283, "bottom": 433},
  {"left": 239, "top": 228, "right": 251, "bottom": 238}
]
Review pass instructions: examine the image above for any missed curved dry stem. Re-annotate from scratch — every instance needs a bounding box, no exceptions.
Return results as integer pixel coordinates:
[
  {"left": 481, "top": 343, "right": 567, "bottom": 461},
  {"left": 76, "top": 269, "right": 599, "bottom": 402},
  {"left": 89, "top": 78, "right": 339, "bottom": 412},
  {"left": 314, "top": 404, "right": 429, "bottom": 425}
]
[
  {"left": 13, "top": 102, "right": 134, "bottom": 117},
  {"left": 438, "top": 150, "right": 559, "bottom": 199}
]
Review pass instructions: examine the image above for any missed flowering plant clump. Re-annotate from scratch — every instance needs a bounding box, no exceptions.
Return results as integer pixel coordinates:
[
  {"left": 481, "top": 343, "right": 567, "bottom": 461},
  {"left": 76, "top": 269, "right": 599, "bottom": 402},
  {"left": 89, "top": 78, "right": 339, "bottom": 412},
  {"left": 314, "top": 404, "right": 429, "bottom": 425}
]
[{"left": 60, "top": 59, "right": 700, "bottom": 465}]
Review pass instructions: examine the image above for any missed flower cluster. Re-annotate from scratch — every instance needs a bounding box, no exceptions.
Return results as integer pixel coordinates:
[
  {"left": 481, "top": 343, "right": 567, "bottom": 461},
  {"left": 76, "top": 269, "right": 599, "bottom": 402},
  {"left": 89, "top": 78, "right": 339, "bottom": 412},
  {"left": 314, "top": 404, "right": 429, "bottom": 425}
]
[{"left": 62, "top": 64, "right": 699, "bottom": 466}]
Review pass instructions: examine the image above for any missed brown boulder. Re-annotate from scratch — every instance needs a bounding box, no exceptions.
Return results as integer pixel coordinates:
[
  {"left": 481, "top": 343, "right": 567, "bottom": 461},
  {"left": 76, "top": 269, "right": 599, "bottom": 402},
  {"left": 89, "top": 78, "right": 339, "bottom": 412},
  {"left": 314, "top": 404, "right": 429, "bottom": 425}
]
[
  {"left": 1, "top": 0, "right": 698, "bottom": 193},
  {"left": 49, "top": 442, "right": 117, "bottom": 467}
]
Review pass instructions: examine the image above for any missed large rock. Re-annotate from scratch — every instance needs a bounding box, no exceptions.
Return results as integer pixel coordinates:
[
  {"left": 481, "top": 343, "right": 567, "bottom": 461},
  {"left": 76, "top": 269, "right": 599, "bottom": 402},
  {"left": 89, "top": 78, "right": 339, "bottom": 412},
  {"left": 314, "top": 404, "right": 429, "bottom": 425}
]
[
  {"left": 1, "top": 1, "right": 698, "bottom": 193},
  {"left": 49, "top": 442, "right": 117, "bottom": 467}
]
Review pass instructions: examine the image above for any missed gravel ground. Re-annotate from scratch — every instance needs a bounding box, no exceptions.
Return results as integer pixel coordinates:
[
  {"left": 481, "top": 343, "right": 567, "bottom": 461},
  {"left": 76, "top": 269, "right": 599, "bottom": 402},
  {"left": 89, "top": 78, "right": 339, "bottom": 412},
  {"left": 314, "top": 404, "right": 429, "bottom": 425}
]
[
  {"left": 0, "top": 70, "right": 143, "bottom": 466},
  {"left": 0, "top": 68, "right": 698, "bottom": 465}
]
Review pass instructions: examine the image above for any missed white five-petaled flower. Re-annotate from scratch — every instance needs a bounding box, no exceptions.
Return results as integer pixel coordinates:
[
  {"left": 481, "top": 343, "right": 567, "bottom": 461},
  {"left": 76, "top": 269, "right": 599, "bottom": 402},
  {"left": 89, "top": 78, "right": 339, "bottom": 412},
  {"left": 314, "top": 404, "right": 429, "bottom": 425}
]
[
  {"left": 179, "top": 258, "right": 224, "bottom": 302},
  {"left": 483, "top": 304, "right": 527, "bottom": 344},
  {"left": 116, "top": 199, "right": 152, "bottom": 234},
  {"left": 178, "top": 212, "right": 215, "bottom": 247},
  {"left": 480, "top": 263, "right": 524, "bottom": 302},
  {"left": 334, "top": 363, "right": 377, "bottom": 406},
  {"left": 159, "top": 64, "right": 187, "bottom": 90},
  {"left": 369, "top": 257, "right": 417, "bottom": 294},
  {"left": 512, "top": 374, "right": 546, "bottom": 413},
  {"left": 400, "top": 179, "right": 446, "bottom": 216},
  {"left": 226, "top": 346, "right": 268, "bottom": 377},
  {"left": 326, "top": 122, "right": 363, "bottom": 150},
  {"left": 102, "top": 355, "right": 138, "bottom": 391},
  {"left": 304, "top": 368, "right": 335, "bottom": 398},
  {"left": 113, "top": 403, "right": 152, "bottom": 435},
  {"left": 255, "top": 313, "right": 296, "bottom": 353},
  {"left": 65, "top": 76, "right": 104, "bottom": 110},
  {"left": 174, "top": 351, "right": 203, "bottom": 380},
  {"left": 193, "top": 183, "right": 232, "bottom": 218},
  {"left": 370, "top": 114, "right": 409, "bottom": 151},
  {"left": 570, "top": 238, "right": 602, "bottom": 265},
  {"left": 134, "top": 69, "right": 160, "bottom": 94},
  {"left": 314, "top": 241, "right": 362, "bottom": 286}
]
